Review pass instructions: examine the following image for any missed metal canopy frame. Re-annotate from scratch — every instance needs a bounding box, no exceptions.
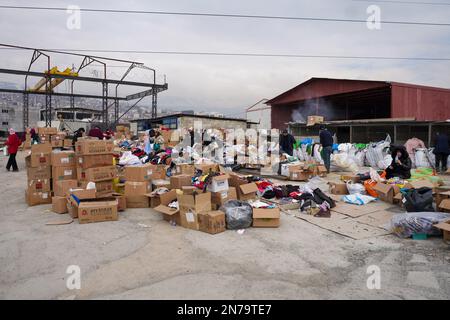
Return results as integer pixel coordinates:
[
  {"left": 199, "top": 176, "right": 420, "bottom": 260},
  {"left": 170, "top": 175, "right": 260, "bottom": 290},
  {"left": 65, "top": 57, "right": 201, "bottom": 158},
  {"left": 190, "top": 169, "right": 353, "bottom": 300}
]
[{"left": 0, "top": 44, "right": 168, "bottom": 130}]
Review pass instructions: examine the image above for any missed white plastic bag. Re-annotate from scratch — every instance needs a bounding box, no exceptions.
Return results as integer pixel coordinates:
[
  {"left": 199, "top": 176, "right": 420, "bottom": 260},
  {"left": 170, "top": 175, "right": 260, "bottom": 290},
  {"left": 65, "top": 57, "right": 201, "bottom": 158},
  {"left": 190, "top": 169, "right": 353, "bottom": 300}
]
[
  {"left": 342, "top": 193, "right": 376, "bottom": 205},
  {"left": 415, "top": 148, "right": 431, "bottom": 168},
  {"left": 346, "top": 182, "right": 366, "bottom": 195}
]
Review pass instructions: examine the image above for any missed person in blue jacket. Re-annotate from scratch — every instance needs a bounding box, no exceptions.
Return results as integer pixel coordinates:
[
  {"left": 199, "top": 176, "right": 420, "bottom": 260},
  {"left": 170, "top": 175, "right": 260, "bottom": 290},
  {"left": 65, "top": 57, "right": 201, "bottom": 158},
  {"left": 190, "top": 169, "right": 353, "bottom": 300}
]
[{"left": 433, "top": 132, "right": 449, "bottom": 172}]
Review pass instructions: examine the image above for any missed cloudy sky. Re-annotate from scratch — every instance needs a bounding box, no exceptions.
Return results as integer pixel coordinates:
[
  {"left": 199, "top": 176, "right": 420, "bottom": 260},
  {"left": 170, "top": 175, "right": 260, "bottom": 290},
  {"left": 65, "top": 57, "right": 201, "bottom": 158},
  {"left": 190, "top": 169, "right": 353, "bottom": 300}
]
[{"left": 0, "top": 0, "right": 449, "bottom": 117}]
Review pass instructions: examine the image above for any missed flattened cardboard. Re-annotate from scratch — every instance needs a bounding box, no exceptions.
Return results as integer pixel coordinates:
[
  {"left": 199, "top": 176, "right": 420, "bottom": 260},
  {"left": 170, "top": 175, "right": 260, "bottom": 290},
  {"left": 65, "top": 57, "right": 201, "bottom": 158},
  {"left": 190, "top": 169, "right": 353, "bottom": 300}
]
[
  {"left": 75, "top": 139, "right": 114, "bottom": 155},
  {"left": 77, "top": 200, "right": 118, "bottom": 224},
  {"left": 252, "top": 207, "right": 280, "bottom": 228},
  {"left": 77, "top": 165, "right": 117, "bottom": 182},
  {"left": 52, "top": 196, "right": 68, "bottom": 214},
  {"left": 52, "top": 165, "right": 77, "bottom": 181},
  {"left": 354, "top": 210, "right": 395, "bottom": 230},
  {"left": 331, "top": 202, "right": 382, "bottom": 218},
  {"left": 76, "top": 154, "right": 113, "bottom": 169},
  {"left": 198, "top": 211, "right": 226, "bottom": 234},
  {"left": 51, "top": 151, "right": 75, "bottom": 167}
]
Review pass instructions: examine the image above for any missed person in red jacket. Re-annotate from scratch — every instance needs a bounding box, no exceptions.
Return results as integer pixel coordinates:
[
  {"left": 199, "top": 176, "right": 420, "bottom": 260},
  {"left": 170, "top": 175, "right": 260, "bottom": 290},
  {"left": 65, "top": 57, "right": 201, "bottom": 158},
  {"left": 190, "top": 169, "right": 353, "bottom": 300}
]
[
  {"left": 5, "top": 128, "right": 21, "bottom": 172},
  {"left": 88, "top": 126, "right": 104, "bottom": 140}
]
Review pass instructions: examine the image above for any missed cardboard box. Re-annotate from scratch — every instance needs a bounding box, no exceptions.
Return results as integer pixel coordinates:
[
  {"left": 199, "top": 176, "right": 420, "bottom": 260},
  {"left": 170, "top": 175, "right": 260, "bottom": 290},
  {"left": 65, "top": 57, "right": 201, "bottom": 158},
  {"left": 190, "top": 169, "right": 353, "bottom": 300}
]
[
  {"left": 435, "top": 190, "right": 450, "bottom": 210},
  {"left": 154, "top": 190, "right": 180, "bottom": 224},
  {"left": 113, "top": 193, "right": 127, "bottom": 211},
  {"left": 236, "top": 183, "right": 259, "bottom": 201},
  {"left": 195, "top": 163, "right": 219, "bottom": 173},
  {"left": 181, "top": 186, "right": 197, "bottom": 195},
  {"left": 77, "top": 199, "right": 119, "bottom": 224},
  {"left": 63, "top": 139, "right": 73, "bottom": 148},
  {"left": 340, "top": 175, "right": 360, "bottom": 183},
  {"left": 25, "top": 189, "right": 52, "bottom": 206},
  {"left": 39, "top": 134, "right": 50, "bottom": 143},
  {"left": 438, "top": 199, "right": 450, "bottom": 213},
  {"left": 79, "top": 180, "right": 114, "bottom": 197},
  {"left": 433, "top": 219, "right": 450, "bottom": 242},
  {"left": 53, "top": 179, "right": 78, "bottom": 197},
  {"left": 211, "top": 187, "right": 237, "bottom": 207},
  {"left": 328, "top": 182, "right": 349, "bottom": 195},
  {"left": 198, "top": 211, "right": 226, "bottom": 234},
  {"left": 27, "top": 178, "right": 51, "bottom": 192},
  {"left": 27, "top": 166, "right": 51, "bottom": 182},
  {"left": 289, "top": 170, "right": 310, "bottom": 181},
  {"left": 125, "top": 195, "right": 150, "bottom": 208},
  {"left": 76, "top": 154, "right": 113, "bottom": 169},
  {"left": 253, "top": 207, "right": 281, "bottom": 228},
  {"left": 124, "top": 164, "right": 154, "bottom": 182},
  {"left": 51, "top": 132, "right": 66, "bottom": 141},
  {"left": 177, "top": 192, "right": 212, "bottom": 230},
  {"left": 26, "top": 153, "right": 51, "bottom": 168},
  {"left": 75, "top": 139, "right": 114, "bottom": 155},
  {"left": 51, "top": 139, "right": 64, "bottom": 148},
  {"left": 170, "top": 175, "right": 192, "bottom": 190},
  {"left": 317, "top": 165, "right": 328, "bottom": 177},
  {"left": 52, "top": 165, "right": 77, "bottom": 181},
  {"left": 206, "top": 174, "right": 229, "bottom": 193},
  {"left": 38, "top": 127, "right": 57, "bottom": 135},
  {"left": 306, "top": 115, "right": 324, "bottom": 126},
  {"left": 77, "top": 166, "right": 118, "bottom": 182},
  {"left": 52, "top": 196, "right": 68, "bottom": 214},
  {"left": 404, "top": 180, "right": 436, "bottom": 191},
  {"left": 124, "top": 181, "right": 152, "bottom": 196},
  {"left": 70, "top": 188, "right": 97, "bottom": 200},
  {"left": 373, "top": 183, "right": 395, "bottom": 204},
  {"left": 152, "top": 179, "right": 171, "bottom": 190},
  {"left": 51, "top": 151, "right": 75, "bottom": 166},
  {"left": 174, "top": 163, "right": 195, "bottom": 176}
]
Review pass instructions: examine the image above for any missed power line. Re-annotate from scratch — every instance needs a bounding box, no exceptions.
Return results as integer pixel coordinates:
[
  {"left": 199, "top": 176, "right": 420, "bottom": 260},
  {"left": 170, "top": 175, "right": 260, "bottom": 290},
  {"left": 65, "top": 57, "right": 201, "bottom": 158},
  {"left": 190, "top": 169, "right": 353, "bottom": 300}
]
[
  {"left": 1, "top": 47, "right": 449, "bottom": 61},
  {"left": 353, "top": 0, "right": 450, "bottom": 6},
  {"left": 0, "top": 5, "right": 449, "bottom": 26}
]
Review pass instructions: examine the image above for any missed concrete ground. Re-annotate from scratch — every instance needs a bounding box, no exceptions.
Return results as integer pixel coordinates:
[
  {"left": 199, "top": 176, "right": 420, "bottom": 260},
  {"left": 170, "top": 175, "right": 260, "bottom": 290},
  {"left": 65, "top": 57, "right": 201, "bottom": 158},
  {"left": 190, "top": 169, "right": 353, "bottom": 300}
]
[{"left": 0, "top": 151, "right": 449, "bottom": 300}]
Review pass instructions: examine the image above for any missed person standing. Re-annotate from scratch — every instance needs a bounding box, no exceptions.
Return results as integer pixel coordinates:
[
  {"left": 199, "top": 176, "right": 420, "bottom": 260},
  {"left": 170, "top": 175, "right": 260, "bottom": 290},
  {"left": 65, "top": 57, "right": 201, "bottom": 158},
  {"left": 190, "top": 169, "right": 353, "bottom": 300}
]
[
  {"left": 5, "top": 128, "right": 21, "bottom": 172},
  {"left": 30, "top": 128, "right": 40, "bottom": 145},
  {"left": 72, "top": 128, "right": 85, "bottom": 149},
  {"left": 319, "top": 125, "right": 333, "bottom": 173},
  {"left": 279, "top": 129, "right": 296, "bottom": 156},
  {"left": 433, "top": 132, "right": 449, "bottom": 173}
]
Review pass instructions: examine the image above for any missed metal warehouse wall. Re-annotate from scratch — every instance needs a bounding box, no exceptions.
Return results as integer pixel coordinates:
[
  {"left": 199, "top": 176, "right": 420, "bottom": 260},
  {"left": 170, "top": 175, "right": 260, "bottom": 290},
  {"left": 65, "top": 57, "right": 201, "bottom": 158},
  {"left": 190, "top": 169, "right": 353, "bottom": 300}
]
[{"left": 391, "top": 84, "right": 450, "bottom": 121}]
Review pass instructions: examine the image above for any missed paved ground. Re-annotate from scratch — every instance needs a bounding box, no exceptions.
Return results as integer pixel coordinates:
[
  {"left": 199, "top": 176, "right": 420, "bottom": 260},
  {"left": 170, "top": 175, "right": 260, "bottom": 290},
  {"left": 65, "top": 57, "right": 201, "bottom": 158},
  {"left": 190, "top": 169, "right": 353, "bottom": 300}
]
[{"left": 0, "top": 151, "right": 449, "bottom": 300}]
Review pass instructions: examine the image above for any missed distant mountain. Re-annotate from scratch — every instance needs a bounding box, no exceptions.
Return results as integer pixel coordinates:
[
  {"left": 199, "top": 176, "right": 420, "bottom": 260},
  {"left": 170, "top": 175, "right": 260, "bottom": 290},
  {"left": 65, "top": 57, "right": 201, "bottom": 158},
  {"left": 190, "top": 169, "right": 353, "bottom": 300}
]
[{"left": 0, "top": 81, "right": 19, "bottom": 90}]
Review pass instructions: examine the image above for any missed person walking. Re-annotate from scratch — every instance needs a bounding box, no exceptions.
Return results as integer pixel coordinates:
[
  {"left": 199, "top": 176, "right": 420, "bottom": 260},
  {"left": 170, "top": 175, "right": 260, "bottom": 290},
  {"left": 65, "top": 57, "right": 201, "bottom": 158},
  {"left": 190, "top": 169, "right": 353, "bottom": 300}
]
[
  {"left": 5, "top": 128, "right": 21, "bottom": 172},
  {"left": 279, "top": 129, "right": 296, "bottom": 156},
  {"left": 433, "top": 132, "right": 449, "bottom": 173},
  {"left": 319, "top": 125, "right": 333, "bottom": 173}
]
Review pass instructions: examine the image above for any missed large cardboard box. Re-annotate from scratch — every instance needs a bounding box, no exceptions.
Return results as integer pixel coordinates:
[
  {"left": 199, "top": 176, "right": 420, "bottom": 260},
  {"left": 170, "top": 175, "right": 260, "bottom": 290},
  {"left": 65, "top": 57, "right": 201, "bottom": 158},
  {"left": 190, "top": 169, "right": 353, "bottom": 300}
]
[
  {"left": 154, "top": 190, "right": 180, "bottom": 224},
  {"left": 75, "top": 139, "right": 114, "bottom": 155},
  {"left": 328, "top": 182, "right": 349, "bottom": 195},
  {"left": 77, "top": 199, "right": 119, "bottom": 224},
  {"left": 195, "top": 163, "right": 219, "bottom": 173},
  {"left": 435, "top": 190, "right": 450, "bottom": 210},
  {"left": 211, "top": 187, "right": 237, "bottom": 207},
  {"left": 53, "top": 179, "right": 78, "bottom": 197},
  {"left": 126, "top": 195, "right": 150, "bottom": 208},
  {"left": 52, "top": 196, "right": 68, "bottom": 214},
  {"left": 112, "top": 193, "right": 127, "bottom": 211},
  {"left": 404, "top": 180, "right": 436, "bottom": 191},
  {"left": 79, "top": 180, "right": 114, "bottom": 197},
  {"left": 373, "top": 183, "right": 395, "bottom": 204},
  {"left": 38, "top": 127, "right": 57, "bottom": 135},
  {"left": 63, "top": 139, "right": 73, "bottom": 148},
  {"left": 206, "top": 174, "right": 229, "bottom": 193},
  {"left": 52, "top": 165, "right": 77, "bottom": 181},
  {"left": 51, "top": 151, "right": 75, "bottom": 166},
  {"left": 51, "top": 140, "right": 64, "bottom": 148},
  {"left": 177, "top": 192, "right": 212, "bottom": 230},
  {"left": 25, "top": 189, "right": 52, "bottom": 206},
  {"left": 236, "top": 183, "right": 258, "bottom": 201},
  {"left": 124, "top": 164, "right": 155, "bottom": 182},
  {"left": 252, "top": 207, "right": 281, "bottom": 228},
  {"left": 152, "top": 179, "right": 171, "bottom": 190},
  {"left": 174, "top": 163, "right": 195, "bottom": 176},
  {"left": 77, "top": 166, "right": 117, "bottom": 182},
  {"left": 39, "top": 134, "right": 50, "bottom": 144},
  {"left": 198, "top": 211, "right": 226, "bottom": 234},
  {"left": 76, "top": 154, "right": 113, "bottom": 169},
  {"left": 306, "top": 115, "right": 324, "bottom": 126},
  {"left": 26, "top": 153, "right": 51, "bottom": 168},
  {"left": 27, "top": 178, "right": 51, "bottom": 193},
  {"left": 124, "top": 181, "right": 152, "bottom": 196},
  {"left": 438, "top": 199, "right": 450, "bottom": 213},
  {"left": 289, "top": 170, "right": 310, "bottom": 181},
  {"left": 27, "top": 166, "right": 51, "bottom": 182},
  {"left": 70, "top": 188, "right": 97, "bottom": 200},
  {"left": 170, "top": 175, "right": 192, "bottom": 190}
]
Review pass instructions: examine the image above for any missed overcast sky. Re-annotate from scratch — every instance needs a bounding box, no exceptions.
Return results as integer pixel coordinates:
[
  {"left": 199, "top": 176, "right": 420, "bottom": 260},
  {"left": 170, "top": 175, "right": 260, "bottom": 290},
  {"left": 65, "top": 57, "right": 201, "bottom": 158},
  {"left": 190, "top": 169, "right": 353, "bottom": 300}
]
[{"left": 0, "top": 0, "right": 449, "bottom": 117}]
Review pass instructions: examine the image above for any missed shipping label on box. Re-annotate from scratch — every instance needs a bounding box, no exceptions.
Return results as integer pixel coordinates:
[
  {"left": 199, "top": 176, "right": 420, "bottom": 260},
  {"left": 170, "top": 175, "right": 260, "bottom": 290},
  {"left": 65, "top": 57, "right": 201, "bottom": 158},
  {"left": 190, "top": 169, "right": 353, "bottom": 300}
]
[
  {"left": 52, "top": 165, "right": 77, "bottom": 181},
  {"left": 51, "top": 151, "right": 75, "bottom": 166},
  {"left": 27, "top": 179, "right": 51, "bottom": 192},
  {"left": 77, "top": 166, "right": 118, "bottom": 182},
  {"left": 206, "top": 174, "right": 229, "bottom": 193}
]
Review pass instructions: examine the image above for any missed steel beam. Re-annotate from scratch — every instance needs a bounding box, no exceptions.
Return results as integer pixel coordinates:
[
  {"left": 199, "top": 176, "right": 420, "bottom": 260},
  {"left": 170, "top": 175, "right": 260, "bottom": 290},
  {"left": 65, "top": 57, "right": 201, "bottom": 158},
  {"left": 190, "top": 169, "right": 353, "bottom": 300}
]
[{"left": 0, "top": 88, "right": 127, "bottom": 100}]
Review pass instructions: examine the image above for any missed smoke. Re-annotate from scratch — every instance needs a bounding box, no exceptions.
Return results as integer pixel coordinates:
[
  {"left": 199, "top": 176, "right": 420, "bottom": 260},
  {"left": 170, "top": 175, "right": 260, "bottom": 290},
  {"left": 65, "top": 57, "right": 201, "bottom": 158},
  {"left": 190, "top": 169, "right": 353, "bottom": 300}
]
[{"left": 290, "top": 98, "right": 338, "bottom": 123}]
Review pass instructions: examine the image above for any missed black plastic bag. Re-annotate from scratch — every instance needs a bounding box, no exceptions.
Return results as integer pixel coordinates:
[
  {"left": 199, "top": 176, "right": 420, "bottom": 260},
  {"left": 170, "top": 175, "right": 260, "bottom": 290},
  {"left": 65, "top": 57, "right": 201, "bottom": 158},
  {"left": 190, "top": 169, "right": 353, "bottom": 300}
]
[
  {"left": 403, "top": 187, "right": 434, "bottom": 212},
  {"left": 220, "top": 200, "right": 253, "bottom": 229}
]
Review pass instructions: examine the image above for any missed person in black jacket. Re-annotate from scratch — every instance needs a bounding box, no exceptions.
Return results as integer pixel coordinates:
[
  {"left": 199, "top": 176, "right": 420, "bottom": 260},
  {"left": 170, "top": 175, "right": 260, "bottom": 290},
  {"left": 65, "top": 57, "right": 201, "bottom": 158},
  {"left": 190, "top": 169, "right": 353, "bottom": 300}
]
[
  {"left": 71, "top": 128, "right": 85, "bottom": 150},
  {"left": 385, "top": 145, "right": 412, "bottom": 179},
  {"left": 279, "top": 129, "right": 296, "bottom": 156},
  {"left": 319, "top": 125, "right": 333, "bottom": 173},
  {"left": 433, "top": 132, "right": 449, "bottom": 172}
]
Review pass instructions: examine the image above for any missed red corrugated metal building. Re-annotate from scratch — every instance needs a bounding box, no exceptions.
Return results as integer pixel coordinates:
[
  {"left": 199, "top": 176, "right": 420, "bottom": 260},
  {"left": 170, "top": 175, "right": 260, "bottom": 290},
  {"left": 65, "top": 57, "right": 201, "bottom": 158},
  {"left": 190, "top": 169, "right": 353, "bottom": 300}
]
[{"left": 267, "top": 78, "right": 450, "bottom": 130}]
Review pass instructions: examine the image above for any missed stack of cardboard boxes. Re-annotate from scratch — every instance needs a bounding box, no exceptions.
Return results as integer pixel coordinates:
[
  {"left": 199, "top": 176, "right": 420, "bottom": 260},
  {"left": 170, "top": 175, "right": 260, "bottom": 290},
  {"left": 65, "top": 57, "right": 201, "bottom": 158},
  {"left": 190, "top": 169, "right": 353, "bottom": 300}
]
[
  {"left": 25, "top": 143, "right": 52, "bottom": 206},
  {"left": 282, "top": 161, "right": 327, "bottom": 181}
]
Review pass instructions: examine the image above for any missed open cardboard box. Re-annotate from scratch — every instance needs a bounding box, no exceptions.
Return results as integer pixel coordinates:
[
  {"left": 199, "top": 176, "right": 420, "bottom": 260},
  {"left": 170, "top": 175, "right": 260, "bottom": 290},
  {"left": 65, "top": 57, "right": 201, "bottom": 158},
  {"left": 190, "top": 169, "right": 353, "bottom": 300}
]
[
  {"left": 154, "top": 189, "right": 180, "bottom": 225},
  {"left": 177, "top": 191, "right": 212, "bottom": 230},
  {"left": 206, "top": 174, "right": 229, "bottom": 192},
  {"left": 433, "top": 219, "right": 450, "bottom": 242},
  {"left": 373, "top": 183, "right": 396, "bottom": 204},
  {"left": 328, "top": 181, "right": 348, "bottom": 195}
]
